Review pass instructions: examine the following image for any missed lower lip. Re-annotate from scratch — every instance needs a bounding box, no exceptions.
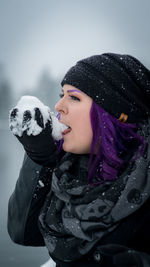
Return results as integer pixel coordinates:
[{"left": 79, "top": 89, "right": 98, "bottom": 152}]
[{"left": 62, "top": 128, "right": 72, "bottom": 136}]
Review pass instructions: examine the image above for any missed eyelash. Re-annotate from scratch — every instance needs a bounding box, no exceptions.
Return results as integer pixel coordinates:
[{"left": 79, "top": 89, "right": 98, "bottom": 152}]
[{"left": 59, "top": 93, "right": 80, "bottom": 101}]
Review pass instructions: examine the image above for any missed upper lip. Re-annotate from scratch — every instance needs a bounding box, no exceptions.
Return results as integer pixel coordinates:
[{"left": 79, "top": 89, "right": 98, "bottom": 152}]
[{"left": 60, "top": 120, "right": 70, "bottom": 127}]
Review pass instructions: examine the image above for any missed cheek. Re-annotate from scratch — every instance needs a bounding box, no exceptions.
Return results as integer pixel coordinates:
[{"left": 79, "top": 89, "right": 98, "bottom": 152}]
[
  {"left": 79, "top": 127, "right": 93, "bottom": 145},
  {"left": 75, "top": 115, "right": 93, "bottom": 143},
  {"left": 79, "top": 113, "right": 92, "bottom": 132},
  {"left": 62, "top": 115, "right": 93, "bottom": 153}
]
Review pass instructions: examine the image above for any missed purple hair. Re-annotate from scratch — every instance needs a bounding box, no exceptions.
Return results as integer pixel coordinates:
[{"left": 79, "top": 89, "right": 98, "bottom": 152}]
[
  {"left": 56, "top": 101, "right": 146, "bottom": 184},
  {"left": 88, "top": 101, "right": 146, "bottom": 184}
]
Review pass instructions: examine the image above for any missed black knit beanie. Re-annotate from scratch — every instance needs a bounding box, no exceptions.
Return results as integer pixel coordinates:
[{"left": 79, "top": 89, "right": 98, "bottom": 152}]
[{"left": 61, "top": 53, "right": 150, "bottom": 123}]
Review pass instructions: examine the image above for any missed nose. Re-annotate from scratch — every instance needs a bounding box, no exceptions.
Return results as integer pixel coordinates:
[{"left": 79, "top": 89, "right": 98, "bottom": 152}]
[{"left": 55, "top": 97, "right": 68, "bottom": 114}]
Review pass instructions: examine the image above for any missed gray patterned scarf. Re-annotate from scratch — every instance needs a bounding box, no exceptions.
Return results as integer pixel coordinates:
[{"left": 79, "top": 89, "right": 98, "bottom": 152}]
[{"left": 39, "top": 118, "right": 150, "bottom": 262}]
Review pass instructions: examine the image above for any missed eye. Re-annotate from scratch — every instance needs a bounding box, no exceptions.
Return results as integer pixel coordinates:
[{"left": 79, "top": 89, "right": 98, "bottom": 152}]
[
  {"left": 70, "top": 95, "right": 80, "bottom": 101},
  {"left": 59, "top": 93, "right": 64, "bottom": 98}
]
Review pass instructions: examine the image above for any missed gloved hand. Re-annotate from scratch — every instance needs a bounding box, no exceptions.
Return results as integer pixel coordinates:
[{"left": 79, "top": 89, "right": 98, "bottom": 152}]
[
  {"left": 98, "top": 244, "right": 150, "bottom": 267},
  {"left": 9, "top": 96, "right": 66, "bottom": 166}
]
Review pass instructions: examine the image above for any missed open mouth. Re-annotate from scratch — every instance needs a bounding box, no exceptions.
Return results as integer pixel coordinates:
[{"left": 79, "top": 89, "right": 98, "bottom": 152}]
[{"left": 62, "top": 126, "right": 72, "bottom": 135}]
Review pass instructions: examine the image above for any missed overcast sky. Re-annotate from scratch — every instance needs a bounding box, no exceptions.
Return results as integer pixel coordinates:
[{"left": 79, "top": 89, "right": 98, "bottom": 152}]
[{"left": 0, "top": 0, "right": 150, "bottom": 93}]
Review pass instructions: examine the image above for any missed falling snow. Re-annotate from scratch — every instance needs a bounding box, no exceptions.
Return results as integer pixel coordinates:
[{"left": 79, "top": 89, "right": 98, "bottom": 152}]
[{"left": 38, "top": 180, "right": 45, "bottom": 187}]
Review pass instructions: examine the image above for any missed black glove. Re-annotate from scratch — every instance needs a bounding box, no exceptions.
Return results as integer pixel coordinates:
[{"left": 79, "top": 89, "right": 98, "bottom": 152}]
[
  {"left": 98, "top": 244, "right": 150, "bottom": 267},
  {"left": 9, "top": 106, "right": 58, "bottom": 166}
]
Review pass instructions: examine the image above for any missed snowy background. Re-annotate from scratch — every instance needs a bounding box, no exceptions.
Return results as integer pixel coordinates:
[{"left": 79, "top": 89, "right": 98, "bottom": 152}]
[{"left": 1, "top": 0, "right": 150, "bottom": 266}]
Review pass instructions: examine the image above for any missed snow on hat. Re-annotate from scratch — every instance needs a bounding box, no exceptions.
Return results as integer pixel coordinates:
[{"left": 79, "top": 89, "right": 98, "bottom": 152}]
[{"left": 61, "top": 53, "right": 150, "bottom": 123}]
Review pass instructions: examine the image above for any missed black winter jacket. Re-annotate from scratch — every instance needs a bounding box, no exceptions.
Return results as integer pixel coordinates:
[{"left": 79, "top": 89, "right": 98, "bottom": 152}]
[{"left": 7, "top": 153, "right": 150, "bottom": 267}]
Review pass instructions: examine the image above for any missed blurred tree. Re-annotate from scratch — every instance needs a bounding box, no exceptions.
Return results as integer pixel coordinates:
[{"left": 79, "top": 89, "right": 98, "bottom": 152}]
[
  {"left": 0, "top": 63, "right": 13, "bottom": 120},
  {"left": 34, "top": 69, "right": 60, "bottom": 111},
  {"left": 21, "top": 69, "right": 60, "bottom": 112}
]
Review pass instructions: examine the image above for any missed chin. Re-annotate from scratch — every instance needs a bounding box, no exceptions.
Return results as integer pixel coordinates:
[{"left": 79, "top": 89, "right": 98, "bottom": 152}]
[
  {"left": 63, "top": 143, "right": 77, "bottom": 154},
  {"left": 62, "top": 141, "right": 91, "bottom": 154},
  {"left": 62, "top": 143, "right": 73, "bottom": 153},
  {"left": 63, "top": 144, "right": 89, "bottom": 154}
]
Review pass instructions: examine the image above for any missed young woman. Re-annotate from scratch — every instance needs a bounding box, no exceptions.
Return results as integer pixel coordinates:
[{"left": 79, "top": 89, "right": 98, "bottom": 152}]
[{"left": 8, "top": 53, "right": 150, "bottom": 266}]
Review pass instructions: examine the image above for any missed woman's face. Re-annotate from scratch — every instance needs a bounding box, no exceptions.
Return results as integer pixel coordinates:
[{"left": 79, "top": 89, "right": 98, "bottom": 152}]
[{"left": 55, "top": 84, "right": 93, "bottom": 154}]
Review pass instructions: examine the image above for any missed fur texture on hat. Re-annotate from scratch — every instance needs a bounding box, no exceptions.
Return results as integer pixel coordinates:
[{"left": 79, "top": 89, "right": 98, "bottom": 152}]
[{"left": 61, "top": 53, "right": 150, "bottom": 123}]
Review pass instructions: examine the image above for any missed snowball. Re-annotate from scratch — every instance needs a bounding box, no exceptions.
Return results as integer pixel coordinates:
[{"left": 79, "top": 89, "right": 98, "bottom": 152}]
[
  {"left": 9, "top": 95, "right": 67, "bottom": 140},
  {"left": 51, "top": 113, "right": 67, "bottom": 141}
]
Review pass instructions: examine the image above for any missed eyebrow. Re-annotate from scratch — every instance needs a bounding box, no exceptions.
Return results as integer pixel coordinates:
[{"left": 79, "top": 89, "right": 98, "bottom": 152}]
[{"left": 67, "top": 89, "right": 81, "bottom": 93}]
